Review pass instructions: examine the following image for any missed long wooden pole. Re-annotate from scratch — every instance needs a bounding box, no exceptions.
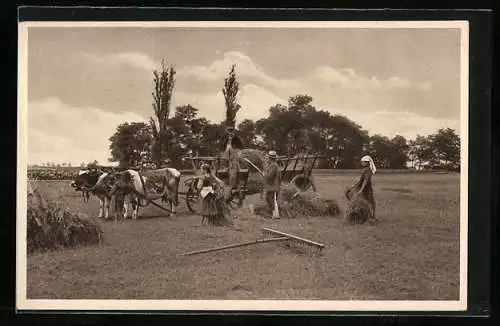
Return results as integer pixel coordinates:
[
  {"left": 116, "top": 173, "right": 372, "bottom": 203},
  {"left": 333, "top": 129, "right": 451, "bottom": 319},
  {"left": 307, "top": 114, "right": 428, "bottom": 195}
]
[{"left": 180, "top": 237, "right": 288, "bottom": 256}]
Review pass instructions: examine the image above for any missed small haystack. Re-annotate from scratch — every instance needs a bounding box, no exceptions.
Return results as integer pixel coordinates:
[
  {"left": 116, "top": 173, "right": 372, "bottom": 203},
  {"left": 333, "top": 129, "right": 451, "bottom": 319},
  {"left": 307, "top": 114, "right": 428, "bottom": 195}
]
[
  {"left": 344, "top": 194, "right": 374, "bottom": 224},
  {"left": 201, "top": 183, "right": 234, "bottom": 227},
  {"left": 253, "top": 183, "right": 341, "bottom": 218},
  {"left": 27, "top": 180, "right": 103, "bottom": 254}
]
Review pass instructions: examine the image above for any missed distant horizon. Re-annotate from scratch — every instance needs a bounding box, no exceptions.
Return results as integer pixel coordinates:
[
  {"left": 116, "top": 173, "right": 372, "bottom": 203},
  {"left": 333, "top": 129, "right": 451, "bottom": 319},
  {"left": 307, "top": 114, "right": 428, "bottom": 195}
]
[{"left": 25, "top": 25, "right": 463, "bottom": 166}]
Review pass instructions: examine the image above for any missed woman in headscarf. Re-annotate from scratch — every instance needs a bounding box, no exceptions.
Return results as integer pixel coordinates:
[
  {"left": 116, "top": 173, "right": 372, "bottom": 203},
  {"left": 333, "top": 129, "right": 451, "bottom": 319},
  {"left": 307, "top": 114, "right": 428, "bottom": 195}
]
[
  {"left": 346, "top": 155, "right": 377, "bottom": 220},
  {"left": 197, "top": 163, "right": 226, "bottom": 225}
]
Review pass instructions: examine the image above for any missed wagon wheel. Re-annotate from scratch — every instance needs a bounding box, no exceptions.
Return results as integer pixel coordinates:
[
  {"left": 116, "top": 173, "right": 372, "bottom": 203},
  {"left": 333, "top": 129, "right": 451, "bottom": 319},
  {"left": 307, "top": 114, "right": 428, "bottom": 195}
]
[
  {"left": 290, "top": 174, "right": 316, "bottom": 192},
  {"left": 185, "top": 185, "right": 199, "bottom": 213}
]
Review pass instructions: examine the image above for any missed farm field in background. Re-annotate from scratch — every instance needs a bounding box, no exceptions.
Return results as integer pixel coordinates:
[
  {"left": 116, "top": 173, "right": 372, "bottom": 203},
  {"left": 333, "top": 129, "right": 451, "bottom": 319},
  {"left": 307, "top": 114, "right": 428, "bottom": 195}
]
[{"left": 26, "top": 171, "right": 460, "bottom": 300}]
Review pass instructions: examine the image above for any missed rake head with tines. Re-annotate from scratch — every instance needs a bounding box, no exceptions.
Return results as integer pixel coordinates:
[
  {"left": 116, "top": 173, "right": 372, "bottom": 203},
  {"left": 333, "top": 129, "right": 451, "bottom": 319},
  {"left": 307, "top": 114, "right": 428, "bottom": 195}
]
[{"left": 261, "top": 227, "right": 325, "bottom": 256}]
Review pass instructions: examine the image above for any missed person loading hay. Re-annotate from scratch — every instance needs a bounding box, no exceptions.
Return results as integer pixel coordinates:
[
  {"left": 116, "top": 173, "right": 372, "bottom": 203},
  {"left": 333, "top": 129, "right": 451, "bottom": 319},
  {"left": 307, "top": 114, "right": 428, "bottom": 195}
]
[
  {"left": 264, "top": 150, "right": 281, "bottom": 219},
  {"left": 197, "top": 163, "right": 230, "bottom": 226},
  {"left": 346, "top": 155, "right": 378, "bottom": 221}
]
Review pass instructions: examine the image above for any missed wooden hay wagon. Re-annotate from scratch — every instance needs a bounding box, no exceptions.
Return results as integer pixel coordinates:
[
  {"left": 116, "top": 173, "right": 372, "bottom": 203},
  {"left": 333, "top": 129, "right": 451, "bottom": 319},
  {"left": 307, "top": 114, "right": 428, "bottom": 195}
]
[{"left": 274, "top": 154, "right": 327, "bottom": 192}]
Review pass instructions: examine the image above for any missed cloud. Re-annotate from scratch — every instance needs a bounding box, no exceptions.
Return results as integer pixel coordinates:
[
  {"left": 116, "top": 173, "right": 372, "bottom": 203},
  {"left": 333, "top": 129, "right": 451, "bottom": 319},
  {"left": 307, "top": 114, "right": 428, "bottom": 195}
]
[
  {"left": 239, "top": 84, "right": 286, "bottom": 121},
  {"left": 175, "top": 50, "right": 441, "bottom": 122},
  {"left": 72, "top": 49, "right": 456, "bottom": 147},
  {"left": 172, "top": 91, "right": 225, "bottom": 123},
  {"left": 340, "top": 110, "right": 460, "bottom": 140},
  {"left": 178, "top": 51, "right": 431, "bottom": 93},
  {"left": 28, "top": 98, "right": 145, "bottom": 166},
  {"left": 172, "top": 83, "right": 286, "bottom": 124},
  {"left": 83, "top": 52, "right": 158, "bottom": 71},
  {"left": 178, "top": 51, "right": 280, "bottom": 87},
  {"left": 307, "top": 66, "right": 432, "bottom": 91}
]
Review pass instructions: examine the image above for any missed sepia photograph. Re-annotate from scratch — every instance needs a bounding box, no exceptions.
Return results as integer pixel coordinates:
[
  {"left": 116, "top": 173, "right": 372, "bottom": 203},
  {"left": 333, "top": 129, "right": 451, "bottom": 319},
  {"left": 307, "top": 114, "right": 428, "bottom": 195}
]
[{"left": 17, "top": 20, "right": 468, "bottom": 311}]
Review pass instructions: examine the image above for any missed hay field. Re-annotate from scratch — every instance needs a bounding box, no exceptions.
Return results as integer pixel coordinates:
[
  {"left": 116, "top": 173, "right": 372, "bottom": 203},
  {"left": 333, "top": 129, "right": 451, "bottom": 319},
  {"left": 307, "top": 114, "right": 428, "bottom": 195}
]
[{"left": 25, "top": 171, "right": 460, "bottom": 300}]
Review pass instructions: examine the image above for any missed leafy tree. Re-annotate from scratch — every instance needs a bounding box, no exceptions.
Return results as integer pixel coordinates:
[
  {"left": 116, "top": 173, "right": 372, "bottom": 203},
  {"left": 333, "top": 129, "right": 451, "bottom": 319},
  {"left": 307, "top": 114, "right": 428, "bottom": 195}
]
[
  {"left": 237, "top": 119, "right": 257, "bottom": 147},
  {"left": 368, "top": 134, "right": 392, "bottom": 168},
  {"left": 255, "top": 107, "right": 288, "bottom": 154},
  {"left": 166, "top": 105, "right": 206, "bottom": 167},
  {"left": 256, "top": 97, "right": 311, "bottom": 155},
  {"left": 288, "top": 94, "right": 315, "bottom": 114},
  {"left": 222, "top": 65, "right": 241, "bottom": 129},
  {"left": 326, "top": 114, "right": 369, "bottom": 168},
  {"left": 199, "top": 123, "right": 226, "bottom": 156},
  {"left": 255, "top": 96, "right": 369, "bottom": 167},
  {"left": 408, "top": 135, "right": 436, "bottom": 169},
  {"left": 389, "top": 135, "right": 410, "bottom": 169},
  {"left": 429, "top": 128, "right": 460, "bottom": 170},
  {"left": 150, "top": 59, "right": 176, "bottom": 166},
  {"left": 109, "top": 122, "right": 152, "bottom": 167}
]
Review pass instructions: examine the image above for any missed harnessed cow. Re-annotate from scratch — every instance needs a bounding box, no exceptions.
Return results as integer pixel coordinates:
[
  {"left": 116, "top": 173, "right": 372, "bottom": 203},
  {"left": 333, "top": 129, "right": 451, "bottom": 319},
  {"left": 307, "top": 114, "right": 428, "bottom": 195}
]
[
  {"left": 70, "top": 169, "right": 114, "bottom": 219},
  {"left": 110, "top": 167, "right": 181, "bottom": 219}
]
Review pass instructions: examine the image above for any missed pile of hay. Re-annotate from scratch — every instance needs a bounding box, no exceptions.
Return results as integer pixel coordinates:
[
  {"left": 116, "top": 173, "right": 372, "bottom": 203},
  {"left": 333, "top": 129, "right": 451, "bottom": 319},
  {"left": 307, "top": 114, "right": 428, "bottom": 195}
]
[
  {"left": 239, "top": 148, "right": 268, "bottom": 172},
  {"left": 253, "top": 183, "right": 341, "bottom": 218},
  {"left": 238, "top": 148, "right": 268, "bottom": 196},
  {"left": 27, "top": 181, "right": 103, "bottom": 254},
  {"left": 344, "top": 192, "right": 374, "bottom": 224}
]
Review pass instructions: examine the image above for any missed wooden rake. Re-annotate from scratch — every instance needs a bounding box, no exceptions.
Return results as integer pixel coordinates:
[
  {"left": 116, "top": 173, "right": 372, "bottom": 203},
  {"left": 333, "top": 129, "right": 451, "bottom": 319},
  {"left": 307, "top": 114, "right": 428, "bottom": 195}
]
[
  {"left": 261, "top": 227, "right": 325, "bottom": 255},
  {"left": 179, "top": 227, "right": 325, "bottom": 257}
]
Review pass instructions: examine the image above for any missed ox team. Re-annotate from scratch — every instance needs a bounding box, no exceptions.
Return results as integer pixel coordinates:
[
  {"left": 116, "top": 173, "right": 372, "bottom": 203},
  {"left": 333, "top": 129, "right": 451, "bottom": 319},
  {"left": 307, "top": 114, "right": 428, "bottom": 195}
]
[
  {"left": 70, "top": 164, "right": 181, "bottom": 221},
  {"left": 70, "top": 149, "right": 283, "bottom": 221}
]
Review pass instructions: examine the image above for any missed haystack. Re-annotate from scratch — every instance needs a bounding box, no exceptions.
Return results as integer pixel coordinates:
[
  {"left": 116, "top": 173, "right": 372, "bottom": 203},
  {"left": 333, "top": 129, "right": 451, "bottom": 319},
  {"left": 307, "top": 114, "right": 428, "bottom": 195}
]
[
  {"left": 199, "top": 183, "right": 234, "bottom": 227},
  {"left": 344, "top": 195, "right": 374, "bottom": 224},
  {"left": 27, "top": 180, "right": 103, "bottom": 254},
  {"left": 239, "top": 148, "right": 268, "bottom": 171},
  {"left": 253, "top": 183, "right": 341, "bottom": 218}
]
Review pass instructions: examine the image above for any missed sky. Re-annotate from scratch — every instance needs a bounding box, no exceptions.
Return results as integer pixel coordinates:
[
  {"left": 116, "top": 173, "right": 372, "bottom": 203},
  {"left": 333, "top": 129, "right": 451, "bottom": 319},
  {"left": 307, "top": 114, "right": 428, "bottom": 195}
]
[{"left": 25, "top": 26, "right": 463, "bottom": 166}]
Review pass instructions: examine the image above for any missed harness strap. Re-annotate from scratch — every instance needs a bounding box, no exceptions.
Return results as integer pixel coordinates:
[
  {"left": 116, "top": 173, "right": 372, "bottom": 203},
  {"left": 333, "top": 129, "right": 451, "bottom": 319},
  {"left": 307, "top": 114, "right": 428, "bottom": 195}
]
[
  {"left": 138, "top": 172, "right": 147, "bottom": 194},
  {"left": 137, "top": 172, "right": 149, "bottom": 206},
  {"left": 127, "top": 185, "right": 172, "bottom": 212}
]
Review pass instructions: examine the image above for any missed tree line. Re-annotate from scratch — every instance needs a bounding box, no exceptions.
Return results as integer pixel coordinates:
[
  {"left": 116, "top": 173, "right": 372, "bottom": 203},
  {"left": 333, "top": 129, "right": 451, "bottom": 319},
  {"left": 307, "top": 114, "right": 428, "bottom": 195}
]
[{"left": 106, "top": 60, "right": 460, "bottom": 171}]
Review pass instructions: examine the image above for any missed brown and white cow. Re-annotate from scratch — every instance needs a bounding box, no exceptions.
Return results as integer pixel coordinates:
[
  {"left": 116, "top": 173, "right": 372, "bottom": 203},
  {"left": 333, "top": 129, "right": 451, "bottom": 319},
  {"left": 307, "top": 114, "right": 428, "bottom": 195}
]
[
  {"left": 111, "top": 167, "right": 181, "bottom": 219},
  {"left": 70, "top": 169, "right": 114, "bottom": 219}
]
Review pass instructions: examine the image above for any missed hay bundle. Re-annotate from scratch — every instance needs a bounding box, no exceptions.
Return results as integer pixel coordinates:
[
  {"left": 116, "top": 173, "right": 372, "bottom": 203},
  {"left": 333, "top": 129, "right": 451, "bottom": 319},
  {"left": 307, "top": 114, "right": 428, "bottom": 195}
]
[
  {"left": 239, "top": 148, "right": 269, "bottom": 171},
  {"left": 280, "top": 183, "right": 341, "bottom": 218},
  {"left": 27, "top": 181, "right": 103, "bottom": 254},
  {"left": 253, "top": 183, "right": 340, "bottom": 218},
  {"left": 238, "top": 148, "right": 268, "bottom": 196},
  {"left": 344, "top": 195, "right": 374, "bottom": 224}
]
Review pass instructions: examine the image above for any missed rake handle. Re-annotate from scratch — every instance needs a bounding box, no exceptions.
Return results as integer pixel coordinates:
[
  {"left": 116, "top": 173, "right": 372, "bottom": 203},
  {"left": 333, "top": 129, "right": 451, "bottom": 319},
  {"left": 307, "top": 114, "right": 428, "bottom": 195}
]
[{"left": 180, "top": 237, "right": 288, "bottom": 256}]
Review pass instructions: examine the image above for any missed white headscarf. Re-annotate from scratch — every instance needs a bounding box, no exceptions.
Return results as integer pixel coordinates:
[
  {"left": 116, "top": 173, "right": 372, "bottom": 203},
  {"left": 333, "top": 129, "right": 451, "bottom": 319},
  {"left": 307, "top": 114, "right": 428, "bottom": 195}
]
[{"left": 361, "top": 155, "right": 377, "bottom": 175}]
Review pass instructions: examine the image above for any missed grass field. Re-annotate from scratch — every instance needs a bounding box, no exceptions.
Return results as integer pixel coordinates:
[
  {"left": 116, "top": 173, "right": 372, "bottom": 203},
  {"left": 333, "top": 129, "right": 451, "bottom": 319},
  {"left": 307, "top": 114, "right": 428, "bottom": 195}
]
[{"left": 26, "top": 171, "right": 460, "bottom": 300}]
